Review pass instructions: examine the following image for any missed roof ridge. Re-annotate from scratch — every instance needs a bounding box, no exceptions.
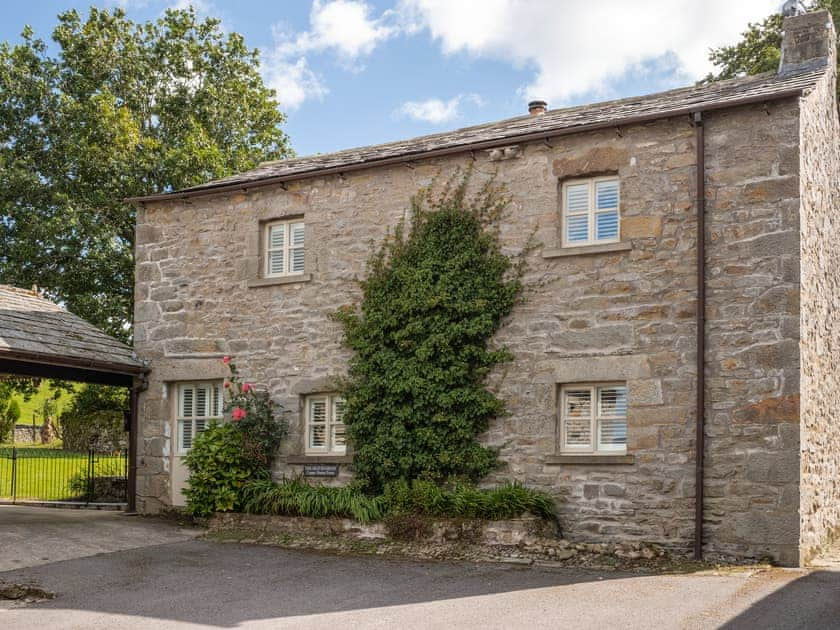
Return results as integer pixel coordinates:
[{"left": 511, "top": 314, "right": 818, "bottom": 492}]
[{"left": 129, "top": 66, "right": 825, "bottom": 204}]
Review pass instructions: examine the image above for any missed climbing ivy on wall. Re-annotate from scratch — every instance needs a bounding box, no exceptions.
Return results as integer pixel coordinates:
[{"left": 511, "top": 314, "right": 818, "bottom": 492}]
[{"left": 335, "top": 171, "right": 525, "bottom": 492}]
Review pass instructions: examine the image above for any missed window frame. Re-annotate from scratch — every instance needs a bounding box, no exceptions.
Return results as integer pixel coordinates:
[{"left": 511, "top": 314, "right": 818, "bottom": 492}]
[
  {"left": 304, "top": 393, "right": 347, "bottom": 455},
  {"left": 175, "top": 381, "right": 224, "bottom": 455},
  {"left": 263, "top": 218, "right": 305, "bottom": 278},
  {"left": 561, "top": 176, "right": 621, "bottom": 248},
  {"left": 559, "top": 382, "right": 627, "bottom": 455}
]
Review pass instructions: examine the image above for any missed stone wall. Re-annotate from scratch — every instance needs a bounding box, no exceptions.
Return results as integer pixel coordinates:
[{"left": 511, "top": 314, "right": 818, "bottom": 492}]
[
  {"left": 799, "top": 25, "right": 840, "bottom": 563},
  {"left": 701, "top": 101, "right": 803, "bottom": 566},
  {"left": 11, "top": 424, "right": 41, "bottom": 444},
  {"left": 135, "top": 99, "right": 806, "bottom": 563}
]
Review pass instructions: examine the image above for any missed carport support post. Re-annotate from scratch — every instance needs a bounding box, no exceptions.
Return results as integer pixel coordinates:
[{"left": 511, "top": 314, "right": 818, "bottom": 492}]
[{"left": 127, "top": 381, "right": 139, "bottom": 513}]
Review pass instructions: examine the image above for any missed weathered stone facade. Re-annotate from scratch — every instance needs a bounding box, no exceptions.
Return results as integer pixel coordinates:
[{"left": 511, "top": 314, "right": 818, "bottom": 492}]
[
  {"left": 133, "top": 11, "right": 840, "bottom": 566},
  {"left": 799, "top": 17, "right": 840, "bottom": 564}
]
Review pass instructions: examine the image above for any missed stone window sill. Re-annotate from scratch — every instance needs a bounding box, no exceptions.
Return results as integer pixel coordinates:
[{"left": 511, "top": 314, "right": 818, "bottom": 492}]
[
  {"left": 545, "top": 454, "right": 635, "bottom": 465},
  {"left": 247, "top": 273, "right": 312, "bottom": 288},
  {"left": 286, "top": 455, "right": 353, "bottom": 465},
  {"left": 542, "top": 241, "right": 632, "bottom": 259}
]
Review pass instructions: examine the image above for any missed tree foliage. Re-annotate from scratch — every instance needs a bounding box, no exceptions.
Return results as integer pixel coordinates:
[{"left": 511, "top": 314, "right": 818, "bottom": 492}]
[
  {"left": 58, "top": 384, "right": 127, "bottom": 452},
  {"left": 0, "top": 7, "right": 292, "bottom": 339},
  {"left": 335, "top": 173, "right": 524, "bottom": 493},
  {"left": 704, "top": 2, "right": 839, "bottom": 101},
  {"left": 0, "top": 397, "right": 21, "bottom": 442}
]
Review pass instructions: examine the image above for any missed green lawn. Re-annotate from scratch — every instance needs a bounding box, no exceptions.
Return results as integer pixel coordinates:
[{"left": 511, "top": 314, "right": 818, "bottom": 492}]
[
  {"left": 0, "top": 448, "right": 125, "bottom": 501},
  {"left": 11, "top": 381, "right": 73, "bottom": 430}
]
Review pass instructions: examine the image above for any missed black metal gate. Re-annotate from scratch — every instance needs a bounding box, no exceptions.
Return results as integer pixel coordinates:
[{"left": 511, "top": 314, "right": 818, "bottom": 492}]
[{"left": 0, "top": 447, "right": 128, "bottom": 504}]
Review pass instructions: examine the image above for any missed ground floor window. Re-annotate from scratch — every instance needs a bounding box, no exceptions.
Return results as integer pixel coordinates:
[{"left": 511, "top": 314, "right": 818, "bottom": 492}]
[
  {"left": 560, "top": 383, "right": 627, "bottom": 454},
  {"left": 305, "top": 393, "right": 346, "bottom": 454},
  {"left": 176, "top": 381, "right": 223, "bottom": 454}
]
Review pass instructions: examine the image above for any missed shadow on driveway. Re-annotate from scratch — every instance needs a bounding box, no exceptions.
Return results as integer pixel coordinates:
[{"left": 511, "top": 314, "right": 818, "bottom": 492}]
[
  {"left": 1, "top": 540, "right": 815, "bottom": 629},
  {"left": 719, "top": 569, "right": 840, "bottom": 629}
]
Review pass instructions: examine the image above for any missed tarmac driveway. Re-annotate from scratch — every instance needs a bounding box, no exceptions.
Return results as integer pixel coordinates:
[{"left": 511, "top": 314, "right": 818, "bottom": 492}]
[
  {"left": 0, "top": 504, "right": 201, "bottom": 572},
  {"left": 1, "top": 506, "right": 839, "bottom": 629}
]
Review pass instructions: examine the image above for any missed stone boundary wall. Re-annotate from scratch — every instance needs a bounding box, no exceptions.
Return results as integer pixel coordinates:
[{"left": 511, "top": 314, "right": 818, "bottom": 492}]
[
  {"left": 798, "top": 21, "right": 840, "bottom": 564},
  {"left": 11, "top": 424, "right": 42, "bottom": 444},
  {"left": 208, "top": 512, "right": 676, "bottom": 566}
]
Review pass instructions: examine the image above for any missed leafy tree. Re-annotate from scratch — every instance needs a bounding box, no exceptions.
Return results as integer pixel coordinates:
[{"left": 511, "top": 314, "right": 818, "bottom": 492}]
[
  {"left": 0, "top": 397, "right": 21, "bottom": 442},
  {"left": 335, "top": 173, "right": 525, "bottom": 493},
  {"left": 704, "top": 2, "right": 839, "bottom": 101},
  {"left": 59, "top": 384, "right": 127, "bottom": 452},
  {"left": 0, "top": 7, "right": 292, "bottom": 339}
]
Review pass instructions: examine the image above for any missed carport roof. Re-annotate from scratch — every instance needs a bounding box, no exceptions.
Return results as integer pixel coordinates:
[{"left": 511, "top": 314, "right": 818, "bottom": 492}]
[{"left": 0, "top": 285, "right": 144, "bottom": 379}]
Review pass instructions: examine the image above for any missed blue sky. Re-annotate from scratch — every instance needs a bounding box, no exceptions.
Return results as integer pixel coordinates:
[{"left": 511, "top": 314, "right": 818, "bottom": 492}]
[{"left": 1, "top": 1, "right": 780, "bottom": 157}]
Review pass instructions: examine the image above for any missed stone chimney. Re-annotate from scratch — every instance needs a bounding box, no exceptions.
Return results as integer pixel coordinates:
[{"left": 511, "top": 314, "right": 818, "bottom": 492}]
[
  {"left": 528, "top": 100, "right": 547, "bottom": 116},
  {"left": 778, "top": 9, "right": 837, "bottom": 75}
]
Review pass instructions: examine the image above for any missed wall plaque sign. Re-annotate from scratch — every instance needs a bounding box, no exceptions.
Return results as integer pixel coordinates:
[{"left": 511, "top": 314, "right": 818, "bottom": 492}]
[{"left": 303, "top": 464, "right": 340, "bottom": 477}]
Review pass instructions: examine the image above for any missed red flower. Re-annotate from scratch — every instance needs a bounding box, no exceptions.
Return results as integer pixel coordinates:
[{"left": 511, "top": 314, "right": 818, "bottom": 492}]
[
  {"left": 222, "top": 356, "right": 231, "bottom": 365},
  {"left": 224, "top": 382, "right": 230, "bottom": 388},
  {"left": 242, "top": 383, "right": 252, "bottom": 393},
  {"left": 232, "top": 407, "right": 247, "bottom": 421}
]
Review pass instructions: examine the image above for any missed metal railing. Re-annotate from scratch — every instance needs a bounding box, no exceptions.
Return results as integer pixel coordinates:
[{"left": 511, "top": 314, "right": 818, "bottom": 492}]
[{"left": 0, "top": 447, "right": 128, "bottom": 504}]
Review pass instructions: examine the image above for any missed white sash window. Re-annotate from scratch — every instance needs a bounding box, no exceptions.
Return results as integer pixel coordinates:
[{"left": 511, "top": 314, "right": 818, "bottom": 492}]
[
  {"left": 560, "top": 383, "right": 627, "bottom": 454},
  {"left": 562, "top": 177, "right": 620, "bottom": 247},
  {"left": 305, "top": 393, "right": 347, "bottom": 455},
  {"left": 265, "top": 219, "right": 305, "bottom": 277},
  {"left": 176, "top": 382, "right": 223, "bottom": 454}
]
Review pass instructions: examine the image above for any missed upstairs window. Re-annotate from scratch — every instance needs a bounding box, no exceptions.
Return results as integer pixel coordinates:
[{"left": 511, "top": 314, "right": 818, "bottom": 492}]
[
  {"left": 560, "top": 383, "right": 627, "bottom": 454},
  {"left": 264, "top": 219, "right": 305, "bottom": 277},
  {"left": 562, "top": 177, "right": 620, "bottom": 247},
  {"left": 176, "top": 382, "right": 223, "bottom": 454},
  {"left": 305, "top": 393, "right": 347, "bottom": 455}
]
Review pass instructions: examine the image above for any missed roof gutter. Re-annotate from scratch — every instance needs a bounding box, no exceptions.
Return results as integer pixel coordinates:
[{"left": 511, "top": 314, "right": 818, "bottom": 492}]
[
  {"left": 0, "top": 349, "right": 148, "bottom": 377},
  {"left": 126, "top": 87, "right": 807, "bottom": 205}
]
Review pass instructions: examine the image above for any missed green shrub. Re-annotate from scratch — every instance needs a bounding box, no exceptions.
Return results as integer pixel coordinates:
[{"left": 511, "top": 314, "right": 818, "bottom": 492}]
[
  {"left": 59, "top": 384, "right": 126, "bottom": 452},
  {"left": 184, "top": 423, "right": 268, "bottom": 517},
  {"left": 223, "top": 358, "right": 287, "bottom": 466},
  {"left": 334, "top": 171, "right": 526, "bottom": 492},
  {"left": 239, "top": 478, "right": 387, "bottom": 523},
  {"left": 239, "top": 477, "right": 557, "bottom": 525},
  {"left": 383, "top": 479, "right": 555, "bottom": 521}
]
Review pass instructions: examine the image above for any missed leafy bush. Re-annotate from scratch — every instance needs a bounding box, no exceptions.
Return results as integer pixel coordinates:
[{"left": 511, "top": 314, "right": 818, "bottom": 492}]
[
  {"left": 0, "top": 398, "right": 21, "bottom": 442},
  {"left": 239, "top": 478, "right": 387, "bottom": 523},
  {"left": 59, "top": 385, "right": 126, "bottom": 452},
  {"left": 184, "top": 423, "right": 268, "bottom": 517},
  {"left": 335, "top": 171, "right": 525, "bottom": 491},
  {"left": 238, "top": 477, "right": 556, "bottom": 525},
  {"left": 68, "top": 459, "right": 126, "bottom": 497},
  {"left": 223, "top": 358, "right": 287, "bottom": 466},
  {"left": 383, "top": 479, "right": 556, "bottom": 521}
]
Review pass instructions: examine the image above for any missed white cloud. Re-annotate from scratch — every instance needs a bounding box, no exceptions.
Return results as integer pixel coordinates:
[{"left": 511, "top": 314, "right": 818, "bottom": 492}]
[
  {"left": 263, "top": 56, "right": 329, "bottom": 111},
  {"left": 266, "top": 0, "right": 401, "bottom": 109},
  {"left": 396, "top": 93, "right": 483, "bottom": 124},
  {"left": 276, "top": 0, "right": 401, "bottom": 60},
  {"left": 399, "top": 0, "right": 781, "bottom": 105}
]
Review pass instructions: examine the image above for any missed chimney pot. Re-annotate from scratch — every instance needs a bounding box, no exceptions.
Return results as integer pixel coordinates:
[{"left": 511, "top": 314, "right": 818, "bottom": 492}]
[{"left": 528, "top": 100, "right": 547, "bottom": 116}]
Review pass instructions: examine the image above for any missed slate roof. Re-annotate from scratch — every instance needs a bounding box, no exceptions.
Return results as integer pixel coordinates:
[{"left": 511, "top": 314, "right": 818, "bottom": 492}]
[
  {"left": 130, "top": 65, "right": 826, "bottom": 203},
  {"left": 0, "top": 285, "right": 144, "bottom": 374}
]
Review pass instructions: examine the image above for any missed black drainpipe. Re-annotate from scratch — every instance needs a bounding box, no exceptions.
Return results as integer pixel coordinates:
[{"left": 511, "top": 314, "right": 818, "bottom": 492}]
[{"left": 693, "top": 111, "right": 706, "bottom": 561}]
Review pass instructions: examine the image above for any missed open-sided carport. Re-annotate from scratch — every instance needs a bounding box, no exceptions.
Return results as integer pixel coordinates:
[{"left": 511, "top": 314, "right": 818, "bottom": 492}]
[{"left": 0, "top": 285, "right": 146, "bottom": 511}]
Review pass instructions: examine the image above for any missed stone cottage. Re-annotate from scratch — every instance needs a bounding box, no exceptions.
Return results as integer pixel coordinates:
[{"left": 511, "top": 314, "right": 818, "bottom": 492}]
[{"left": 130, "top": 11, "right": 839, "bottom": 566}]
